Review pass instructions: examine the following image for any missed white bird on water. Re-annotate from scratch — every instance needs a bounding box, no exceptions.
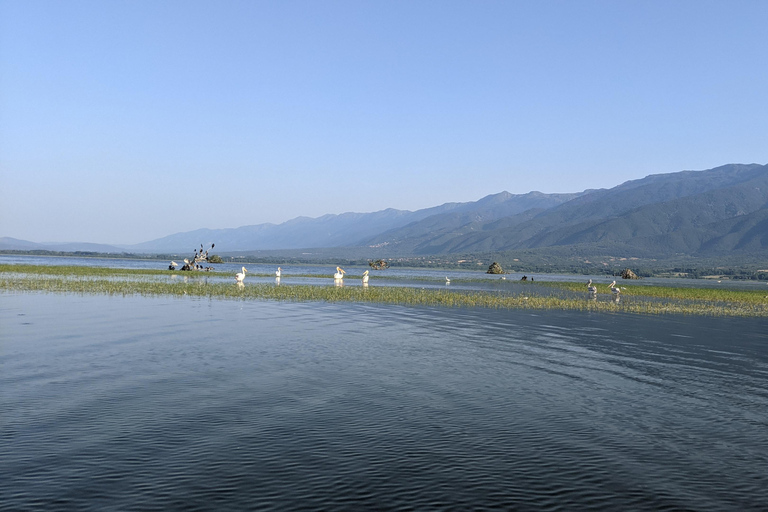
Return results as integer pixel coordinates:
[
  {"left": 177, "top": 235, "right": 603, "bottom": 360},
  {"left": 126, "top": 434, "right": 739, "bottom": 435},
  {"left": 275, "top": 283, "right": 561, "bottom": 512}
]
[
  {"left": 609, "top": 280, "right": 621, "bottom": 295},
  {"left": 275, "top": 267, "right": 282, "bottom": 278},
  {"left": 235, "top": 267, "right": 248, "bottom": 283},
  {"left": 334, "top": 267, "right": 346, "bottom": 280},
  {"left": 362, "top": 270, "right": 369, "bottom": 284},
  {"left": 587, "top": 279, "right": 597, "bottom": 294},
  {"left": 445, "top": 276, "right": 451, "bottom": 284}
]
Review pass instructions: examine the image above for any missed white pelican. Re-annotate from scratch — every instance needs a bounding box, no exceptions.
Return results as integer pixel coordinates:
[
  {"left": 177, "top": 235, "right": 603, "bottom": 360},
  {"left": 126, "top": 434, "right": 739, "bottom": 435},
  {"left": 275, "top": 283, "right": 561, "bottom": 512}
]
[
  {"left": 235, "top": 267, "right": 248, "bottom": 283},
  {"left": 169, "top": 261, "right": 178, "bottom": 270},
  {"left": 587, "top": 279, "right": 597, "bottom": 294},
  {"left": 445, "top": 277, "right": 450, "bottom": 284},
  {"left": 362, "top": 270, "right": 369, "bottom": 284},
  {"left": 334, "top": 267, "right": 346, "bottom": 280},
  {"left": 609, "top": 280, "right": 621, "bottom": 295},
  {"left": 276, "top": 267, "right": 282, "bottom": 278}
]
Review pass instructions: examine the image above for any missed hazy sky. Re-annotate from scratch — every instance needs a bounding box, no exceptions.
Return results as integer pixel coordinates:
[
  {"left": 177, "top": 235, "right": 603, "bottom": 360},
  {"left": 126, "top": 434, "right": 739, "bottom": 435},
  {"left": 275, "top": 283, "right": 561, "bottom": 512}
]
[{"left": 1, "top": 1, "right": 766, "bottom": 245}]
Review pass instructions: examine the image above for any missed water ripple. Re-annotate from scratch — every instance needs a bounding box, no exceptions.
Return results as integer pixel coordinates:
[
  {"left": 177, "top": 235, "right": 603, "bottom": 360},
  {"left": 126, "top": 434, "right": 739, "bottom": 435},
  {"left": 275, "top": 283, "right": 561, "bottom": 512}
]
[{"left": 1, "top": 294, "right": 767, "bottom": 510}]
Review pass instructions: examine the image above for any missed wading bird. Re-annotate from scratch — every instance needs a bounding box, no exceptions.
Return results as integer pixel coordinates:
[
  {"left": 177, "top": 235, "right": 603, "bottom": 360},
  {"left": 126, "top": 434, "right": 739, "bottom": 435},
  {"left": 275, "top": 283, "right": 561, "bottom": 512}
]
[
  {"left": 445, "top": 277, "right": 450, "bottom": 284},
  {"left": 610, "top": 280, "right": 621, "bottom": 296},
  {"left": 275, "top": 267, "right": 282, "bottom": 278},
  {"left": 362, "top": 270, "right": 369, "bottom": 284},
  {"left": 587, "top": 279, "right": 597, "bottom": 294},
  {"left": 334, "top": 267, "right": 346, "bottom": 280},
  {"left": 169, "top": 261, "right": 177, "bottom": 270},
  {"left": 235, "top": 267, "right": 248, "bottom": 283}
]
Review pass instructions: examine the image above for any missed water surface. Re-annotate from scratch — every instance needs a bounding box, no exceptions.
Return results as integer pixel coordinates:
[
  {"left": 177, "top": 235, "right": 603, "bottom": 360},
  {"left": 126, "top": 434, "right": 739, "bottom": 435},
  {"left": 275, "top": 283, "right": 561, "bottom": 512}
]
[{"left": 2, "top": 292, "right": 767, "bottom": 510}]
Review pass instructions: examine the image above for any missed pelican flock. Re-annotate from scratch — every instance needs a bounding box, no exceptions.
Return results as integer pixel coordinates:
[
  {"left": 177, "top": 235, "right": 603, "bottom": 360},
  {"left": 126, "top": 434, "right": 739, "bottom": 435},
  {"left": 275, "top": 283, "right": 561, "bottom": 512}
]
[{"left": 235, "top": 267, "right": 248, "bottom": 283}]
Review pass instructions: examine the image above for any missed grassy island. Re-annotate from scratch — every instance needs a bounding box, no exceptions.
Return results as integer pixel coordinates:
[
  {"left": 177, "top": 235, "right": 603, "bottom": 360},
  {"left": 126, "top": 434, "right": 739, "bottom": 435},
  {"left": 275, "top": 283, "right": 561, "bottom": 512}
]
[{"left": 2, "top": 264, "right": 767, "bottom": 317}]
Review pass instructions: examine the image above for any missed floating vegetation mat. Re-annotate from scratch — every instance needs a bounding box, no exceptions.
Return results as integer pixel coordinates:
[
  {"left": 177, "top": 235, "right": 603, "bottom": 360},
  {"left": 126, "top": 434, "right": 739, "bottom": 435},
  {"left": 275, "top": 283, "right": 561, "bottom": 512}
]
[{"left": 2, "top": 264, "right": 768, "bottom": 317}]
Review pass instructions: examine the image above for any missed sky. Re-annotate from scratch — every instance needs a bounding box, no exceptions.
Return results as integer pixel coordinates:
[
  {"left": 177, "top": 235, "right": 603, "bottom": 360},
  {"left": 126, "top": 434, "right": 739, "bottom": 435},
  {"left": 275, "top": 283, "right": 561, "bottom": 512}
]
[{"left": 1, "top": 1, "right": 767, "bottom": 245}]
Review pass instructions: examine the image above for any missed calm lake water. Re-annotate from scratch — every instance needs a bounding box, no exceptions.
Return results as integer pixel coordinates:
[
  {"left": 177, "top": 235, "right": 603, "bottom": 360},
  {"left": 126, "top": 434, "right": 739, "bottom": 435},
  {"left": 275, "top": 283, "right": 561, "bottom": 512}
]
[{"left": 2, "top": 291, "right": 767, "bottom": 511}]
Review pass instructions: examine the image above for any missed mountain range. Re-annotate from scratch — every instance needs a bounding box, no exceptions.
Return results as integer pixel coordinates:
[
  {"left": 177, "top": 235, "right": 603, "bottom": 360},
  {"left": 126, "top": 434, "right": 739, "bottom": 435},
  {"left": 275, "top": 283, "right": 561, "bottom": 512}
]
[{"left": 3, "top": 163, "right": 767, "bottom": 259}]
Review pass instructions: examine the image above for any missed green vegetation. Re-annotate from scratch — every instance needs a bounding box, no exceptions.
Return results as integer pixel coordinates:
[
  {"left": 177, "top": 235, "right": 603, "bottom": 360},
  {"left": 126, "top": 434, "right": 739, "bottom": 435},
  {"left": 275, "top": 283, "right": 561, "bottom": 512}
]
[{"left": 2, "top": 264, "right": 767, "bottom": 317}]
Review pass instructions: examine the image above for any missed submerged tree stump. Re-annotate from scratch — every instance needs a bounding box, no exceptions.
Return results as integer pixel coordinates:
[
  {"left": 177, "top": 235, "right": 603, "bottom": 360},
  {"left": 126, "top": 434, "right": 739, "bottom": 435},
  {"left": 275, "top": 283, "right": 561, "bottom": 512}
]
[
  {"left": 369, "top": 259, "right": 390, "bottom": 270},
  {"left": 621, "top": 268, "right": 640, "bottom": 279},
  {"left": 486, "top": 262, "right": 506, "bottom": 274}
]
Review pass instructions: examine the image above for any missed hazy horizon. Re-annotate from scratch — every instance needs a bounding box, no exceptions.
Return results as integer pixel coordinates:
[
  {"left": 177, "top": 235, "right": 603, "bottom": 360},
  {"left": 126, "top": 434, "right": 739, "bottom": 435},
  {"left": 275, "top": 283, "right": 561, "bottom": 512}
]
[{"left": 2, "top": 1, "right": 767, "bottom": 245}]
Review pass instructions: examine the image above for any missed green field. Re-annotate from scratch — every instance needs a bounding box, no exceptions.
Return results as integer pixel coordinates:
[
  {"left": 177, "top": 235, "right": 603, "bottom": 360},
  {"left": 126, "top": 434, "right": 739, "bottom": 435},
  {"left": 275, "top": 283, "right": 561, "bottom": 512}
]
[{"left": 2, "top": 264, "right": 767, "bottom": 317}]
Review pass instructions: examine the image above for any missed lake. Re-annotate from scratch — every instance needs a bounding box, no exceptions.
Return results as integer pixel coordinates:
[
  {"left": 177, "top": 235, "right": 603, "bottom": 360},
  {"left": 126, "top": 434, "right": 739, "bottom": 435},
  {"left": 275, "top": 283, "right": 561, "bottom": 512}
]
[{"left": 2, "top": 290, "right": 767, "bottom": 510}]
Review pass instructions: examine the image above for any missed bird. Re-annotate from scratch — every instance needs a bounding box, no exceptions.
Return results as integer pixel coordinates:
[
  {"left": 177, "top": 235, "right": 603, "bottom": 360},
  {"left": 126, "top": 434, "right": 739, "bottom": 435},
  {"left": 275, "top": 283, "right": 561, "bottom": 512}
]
[
  {"left": 445, "top": 277, "right": 451, "bottom": 284},
  {"left": 334, "top": 267, "right": 346, "bottom": 280},
  {"left": 609, "top": 280, "right": 621, "bottom": 295},
  {"left": 169, "top": 261, "right": 177, "bottom": 270},
  {"left": 275, "top": 267, "right": 282, "bottom": 278},
  {"left": 235, "top": 267, "right": 248, "bottom": 283},
  {"left": 362, "top": 270, "right": 369, "bottom": 284},
  {"left": 587, "top": 279, "right": 597, "bottom": 294}
]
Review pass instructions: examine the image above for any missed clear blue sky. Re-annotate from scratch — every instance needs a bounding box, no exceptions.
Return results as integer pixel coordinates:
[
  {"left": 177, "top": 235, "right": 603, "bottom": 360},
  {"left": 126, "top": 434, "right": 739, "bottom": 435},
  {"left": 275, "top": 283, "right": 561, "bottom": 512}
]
[{"left": 1, "top": 0, "right": 766, "bottom": 245}]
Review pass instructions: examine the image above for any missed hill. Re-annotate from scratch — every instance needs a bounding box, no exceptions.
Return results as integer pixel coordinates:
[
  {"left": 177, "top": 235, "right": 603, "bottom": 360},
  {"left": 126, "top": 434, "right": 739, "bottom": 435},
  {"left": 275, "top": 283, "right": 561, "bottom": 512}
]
[
  {"left": 364, "top": 163, "right": 768, "bottom": 257},
  {"left": 122, "top": 191, "right": 582, "bottom": 254},
  {"left": 3, "top": 163, "right": 767, "bottom": 264}
]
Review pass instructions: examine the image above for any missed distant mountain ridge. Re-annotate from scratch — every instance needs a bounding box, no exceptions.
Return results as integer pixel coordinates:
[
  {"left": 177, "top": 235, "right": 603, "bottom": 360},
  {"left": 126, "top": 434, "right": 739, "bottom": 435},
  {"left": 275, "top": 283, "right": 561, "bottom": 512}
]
[
  {"left": 363, "top": 163, "right": 768, "bottom": 257},
  {"left": 121, "top": 190, "right": 582, "bottom": 253},
  {"left": 0, "top": 237, "right": 126, "bottom": 253},
  {"left": 3, "top": 163, "right": 766, "bottom": 258}
]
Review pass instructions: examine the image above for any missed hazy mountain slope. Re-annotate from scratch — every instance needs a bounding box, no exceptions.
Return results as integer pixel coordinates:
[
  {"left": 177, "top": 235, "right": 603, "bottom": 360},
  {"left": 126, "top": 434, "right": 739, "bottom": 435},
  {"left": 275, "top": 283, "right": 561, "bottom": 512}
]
[
  {"left": 125, "top": 191, "right": 577, "bottom": 253},
  {"left": 362, "top": 191, "right": 582, "bottom": 250},
  {"left": 525, "top": 167, "right": 768, "bottom": 249},
  {"left": 0, "top": 237, "right": 126, "bottom": 253},
  {"left": 0, "top": 237, "right": 43, "bottom": 251},
  {"left": 369, "top": 163, "right": 768, "bottom": 256},
  {"left": 638, "top": 208, "right": 768, "bottom": 255}
]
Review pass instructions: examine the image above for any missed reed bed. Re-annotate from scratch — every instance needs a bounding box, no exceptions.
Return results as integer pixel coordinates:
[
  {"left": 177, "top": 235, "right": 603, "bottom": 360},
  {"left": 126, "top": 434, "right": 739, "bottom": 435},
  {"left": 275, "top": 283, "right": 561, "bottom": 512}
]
[{"left": 2, "top": 264, "right": 767, "bottom": 317}]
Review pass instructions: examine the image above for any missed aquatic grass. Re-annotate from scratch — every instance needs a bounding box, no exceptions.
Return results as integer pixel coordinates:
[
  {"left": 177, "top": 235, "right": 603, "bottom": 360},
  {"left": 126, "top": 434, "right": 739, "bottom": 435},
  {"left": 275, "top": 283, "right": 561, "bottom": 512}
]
[
  {"left": 540, "top": 280, "right": 768, "bottom": 304},
  {"left": 2, "top": 266, "right": 767, "bottom": 317}
]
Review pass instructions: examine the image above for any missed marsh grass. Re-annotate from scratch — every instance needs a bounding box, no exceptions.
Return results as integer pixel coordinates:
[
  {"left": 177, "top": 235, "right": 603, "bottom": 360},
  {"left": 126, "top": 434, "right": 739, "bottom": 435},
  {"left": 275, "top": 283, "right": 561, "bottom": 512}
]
[
  {"left": 543, "top": 280, "right": 768, "bottom": 304},
  {"left": 2, "top": 264, "right": 767, "bottom": 317}
]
